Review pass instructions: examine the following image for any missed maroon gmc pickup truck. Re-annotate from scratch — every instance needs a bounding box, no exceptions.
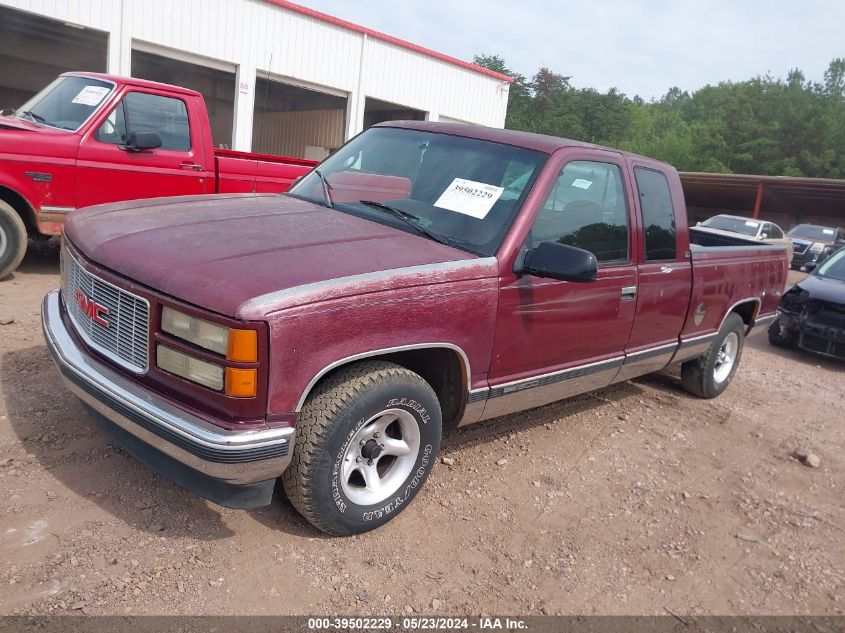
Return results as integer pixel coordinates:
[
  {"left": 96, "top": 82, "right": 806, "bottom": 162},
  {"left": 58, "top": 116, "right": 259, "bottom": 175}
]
[{"left": 42, "top": 122, "right": 788, "bottom": 535}]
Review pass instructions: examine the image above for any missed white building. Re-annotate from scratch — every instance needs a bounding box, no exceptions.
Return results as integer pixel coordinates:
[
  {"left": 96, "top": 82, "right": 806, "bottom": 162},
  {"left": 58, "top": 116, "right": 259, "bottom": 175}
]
[{"left": 0, "top": 0, "right": 511, "bottom": 159}]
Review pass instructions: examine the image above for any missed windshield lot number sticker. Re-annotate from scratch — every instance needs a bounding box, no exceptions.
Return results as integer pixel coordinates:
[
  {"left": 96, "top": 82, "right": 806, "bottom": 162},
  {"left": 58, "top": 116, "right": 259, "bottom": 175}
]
[
  {"left": 434, "top": 178, "right": 504, "bottom": 219},
  {"left": 571, "top": 178, "right": 593, "bottom": 189},
  {"left": 72, "top": 86, "right": 110, "bottom": 106}
]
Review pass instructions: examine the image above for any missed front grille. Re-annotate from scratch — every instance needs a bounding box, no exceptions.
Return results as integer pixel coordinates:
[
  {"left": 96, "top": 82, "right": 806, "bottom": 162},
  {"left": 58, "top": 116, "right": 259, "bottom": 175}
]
[
  {"left": 809, "top": 310, "right": 845, "bottom": 329},
  {"left": 61, "top": 245, "right": 150, "bottom": 373},
  {"left": 799, "top": 333, "right": 845, "bottom": 359},
  {"left": 791, "top": 241, "right": 809, "bottom": 254}
]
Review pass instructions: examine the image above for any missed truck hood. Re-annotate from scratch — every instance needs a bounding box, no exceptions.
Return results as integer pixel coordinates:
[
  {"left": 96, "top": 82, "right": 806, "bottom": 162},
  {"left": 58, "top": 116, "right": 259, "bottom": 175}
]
[
  {"left": 794, "top": 273, "right": 845, "bottom": 304},
  {"left": 0, "top": 115, "right": 41, "bottom": 132},
  {"left": 64, "top": 194, "right": 488, "bottom": 318}
]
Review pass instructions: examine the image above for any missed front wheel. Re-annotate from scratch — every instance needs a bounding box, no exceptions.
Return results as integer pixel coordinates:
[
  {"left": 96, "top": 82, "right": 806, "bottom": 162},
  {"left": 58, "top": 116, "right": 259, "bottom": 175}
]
[
  {"left": 768, "top": 315, "right": 796, "bottom": 348},
  {"left": 282, "top": 360, "right": 442, "bottom": 536},
  {"left": 681, "top": 313, "right": 746, "bottom": 399},
  {"left": 0, "top": 200, "right": 27, "bottom": 280}
]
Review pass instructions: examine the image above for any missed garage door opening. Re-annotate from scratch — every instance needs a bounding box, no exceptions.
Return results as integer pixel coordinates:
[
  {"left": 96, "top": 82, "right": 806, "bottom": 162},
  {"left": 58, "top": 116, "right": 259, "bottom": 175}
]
[
  {"left": 131, "top": 49, "right": 235, "bottom": 148},
  {"left": 0, "top": 5, "right": 107, "bottom": 110},
  {"left": 364, "top": 97, "right": 425, "bottom": 129},
  {"left": 252, "top": 77, "right": 347, "bottom": 161}
]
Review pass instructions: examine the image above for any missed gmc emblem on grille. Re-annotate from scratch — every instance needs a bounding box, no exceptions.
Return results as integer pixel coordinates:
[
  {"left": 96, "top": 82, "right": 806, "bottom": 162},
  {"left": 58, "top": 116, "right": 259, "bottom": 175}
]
[{"left": 75, "top": 288, "right": 109, "bottom": 328}]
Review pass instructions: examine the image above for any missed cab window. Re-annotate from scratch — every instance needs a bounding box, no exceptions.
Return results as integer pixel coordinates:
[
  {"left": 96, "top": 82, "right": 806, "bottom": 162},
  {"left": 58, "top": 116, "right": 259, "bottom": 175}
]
[
  {"left": 95, "top": 92, "right": 190, "bottom": 151},
  {"left": 634, "top": 167, "right": 677, "bottom": 261},
  {"left": 526, "top": 160, "right": 629, "bottom": 263}
]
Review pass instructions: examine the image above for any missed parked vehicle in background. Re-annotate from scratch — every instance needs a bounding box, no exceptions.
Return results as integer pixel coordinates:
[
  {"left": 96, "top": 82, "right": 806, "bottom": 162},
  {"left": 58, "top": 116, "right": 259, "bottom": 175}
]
[
  {"left": 788, "top": 223, "right": 845, "bottom": 271},
  {"left": 696, "top": 214, "right": 793, "bottom": 263},
  {"left": 769, "top": 246, "right": 845, "bottom": 360},
  {"left": 42, "top": 121, "right": 788, "bottom": 535},
  {"left": 0, "top": 72, "right": 316, "bottom": 278}
]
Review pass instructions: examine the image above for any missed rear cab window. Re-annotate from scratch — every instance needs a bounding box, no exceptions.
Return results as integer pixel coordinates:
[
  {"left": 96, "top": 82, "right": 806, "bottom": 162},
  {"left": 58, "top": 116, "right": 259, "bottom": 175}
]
[{"left": 634, "top": 167, "right": 677, "bottom": 261}]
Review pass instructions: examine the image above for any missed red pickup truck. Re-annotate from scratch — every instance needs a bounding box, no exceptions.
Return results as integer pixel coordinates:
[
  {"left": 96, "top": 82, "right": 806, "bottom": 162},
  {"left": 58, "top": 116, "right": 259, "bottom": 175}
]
[
  {"left": 0, "top": 72, "right": 315, "bottom": 278},
  {"left": 42, "top": 122, "right": 788, "bottom": 535}
]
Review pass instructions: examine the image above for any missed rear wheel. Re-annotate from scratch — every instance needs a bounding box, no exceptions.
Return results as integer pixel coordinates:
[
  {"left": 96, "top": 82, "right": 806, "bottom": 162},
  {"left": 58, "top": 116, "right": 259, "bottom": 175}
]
[
  {"left": 681, "top": 313, "right": 746, "bottom": 399},
  {"left": 282, "top": 361, "right": 442, "bottom": 536},
  {"left": 0, "top": 200, "right": 27, "bottom": 280}
]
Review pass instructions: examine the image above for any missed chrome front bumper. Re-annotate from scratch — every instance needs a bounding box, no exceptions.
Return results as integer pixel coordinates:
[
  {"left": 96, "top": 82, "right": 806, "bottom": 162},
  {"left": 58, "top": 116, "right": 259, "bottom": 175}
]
[{"left": 41, "top": 290, "right": 293, "bottom": 504}]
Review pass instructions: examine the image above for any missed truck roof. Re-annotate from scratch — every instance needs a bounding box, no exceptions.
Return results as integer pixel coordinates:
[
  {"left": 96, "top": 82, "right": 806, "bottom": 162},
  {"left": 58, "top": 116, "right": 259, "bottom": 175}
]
[
  {"left": 376, "top": 120, "right": 670, "bottom": 166},
  {"left": 61, "top": 72, "right": 203, "bottom": 98}
]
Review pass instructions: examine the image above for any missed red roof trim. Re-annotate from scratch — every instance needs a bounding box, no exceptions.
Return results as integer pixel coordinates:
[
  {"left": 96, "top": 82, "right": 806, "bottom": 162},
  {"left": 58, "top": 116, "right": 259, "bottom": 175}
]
[{"left": 263, "top": 0, "right": 514, "bottom": 84}]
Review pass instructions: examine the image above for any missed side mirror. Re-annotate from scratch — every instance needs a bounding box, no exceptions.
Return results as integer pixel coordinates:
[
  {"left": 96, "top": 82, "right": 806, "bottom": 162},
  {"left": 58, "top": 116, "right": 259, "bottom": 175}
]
[
  {"left": 760, "top": 233, "right": 769, "bottom": 240},
  {"left": 123, "top": 130, "right": 161, "bottom": 152},
  {"left": 520, "top": 241, "right": 597, "bottom": 283}
]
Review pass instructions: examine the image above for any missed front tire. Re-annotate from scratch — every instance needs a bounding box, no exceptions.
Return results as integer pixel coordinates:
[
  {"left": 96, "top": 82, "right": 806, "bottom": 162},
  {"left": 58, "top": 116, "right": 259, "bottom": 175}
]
[
  {"left": 768, "top": 315, "right": 796, "bottom": 348},
  {"left": 681, "top": 313, "right": 746, "bottom": 399},
  {"left": 282, "top": 361, "right": 442, "bottom": 536},
  {"left": 0, "top": 200, "right": 27, "bottom": 280}
]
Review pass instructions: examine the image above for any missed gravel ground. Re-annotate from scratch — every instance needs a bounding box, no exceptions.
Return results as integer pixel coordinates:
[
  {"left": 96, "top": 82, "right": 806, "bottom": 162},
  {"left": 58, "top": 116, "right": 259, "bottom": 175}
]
[{"left": 0, "top": 242, "right": 842, "bottom": 616}]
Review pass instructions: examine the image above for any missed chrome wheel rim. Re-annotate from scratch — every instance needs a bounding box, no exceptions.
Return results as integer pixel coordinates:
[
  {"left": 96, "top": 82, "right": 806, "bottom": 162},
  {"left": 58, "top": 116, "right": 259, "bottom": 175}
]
[
  {"left": 0, "top": 223, "right": 7, "bottom": 260},
  {"left": 713, "top": 332, "right": 739, "bottom": 383},
  {"left": 340, "top": 408, "right": 420, "bottom": 506}
]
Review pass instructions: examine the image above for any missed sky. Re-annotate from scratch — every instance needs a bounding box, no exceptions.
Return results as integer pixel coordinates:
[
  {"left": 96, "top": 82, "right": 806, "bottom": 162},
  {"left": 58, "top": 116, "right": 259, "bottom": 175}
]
[{"left": 297, "top": 0, "right": 845, "bottom": 100}]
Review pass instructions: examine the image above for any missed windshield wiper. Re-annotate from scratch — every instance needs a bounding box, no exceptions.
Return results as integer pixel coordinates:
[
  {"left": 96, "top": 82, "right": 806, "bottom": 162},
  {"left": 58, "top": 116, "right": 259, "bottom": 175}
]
[
  {"left": 18, "top": 110, "right": 46, "bottom": 125},
  {"left": 359, "top": 200, "right": 452, "bottom": 248},
  {"left": 313, "top": 169, "right": 334, "bottom": 208}
]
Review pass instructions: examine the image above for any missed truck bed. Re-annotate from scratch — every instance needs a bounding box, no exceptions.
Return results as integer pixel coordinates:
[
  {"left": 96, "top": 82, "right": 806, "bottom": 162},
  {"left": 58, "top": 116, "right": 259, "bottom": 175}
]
[
  {"left": 683, "top": 227, "right": 789, "bottom": 342},
  {"left": 213, "top": 149, "right": 316, "bottom": 195}
]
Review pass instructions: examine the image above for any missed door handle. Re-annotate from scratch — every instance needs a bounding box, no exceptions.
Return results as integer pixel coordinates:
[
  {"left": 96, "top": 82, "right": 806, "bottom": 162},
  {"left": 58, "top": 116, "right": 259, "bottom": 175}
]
[
  {"left": 660, "top": 265, "right": 673, "bottom": 273},
  {"left": 180, "top": 162, "right": 203, "bottom": 171},
  {"left": 621, "top": 285, "right": 637, "bottom": 301}
]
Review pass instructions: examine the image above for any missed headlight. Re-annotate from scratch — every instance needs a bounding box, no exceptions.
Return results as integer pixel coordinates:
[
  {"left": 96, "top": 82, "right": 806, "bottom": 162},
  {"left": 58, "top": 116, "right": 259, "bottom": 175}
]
[
  {"left": 156, "top": 345, "right": 224, "bottom": 391},
  {"left": 162, "top": 306, "right": 229, "bottom": 355},
  {"left": 161, "top": 306, "right": 257, "bottom": 361},
  {"left": 809, "top": 243, "right": 825, "bottom": 253}
]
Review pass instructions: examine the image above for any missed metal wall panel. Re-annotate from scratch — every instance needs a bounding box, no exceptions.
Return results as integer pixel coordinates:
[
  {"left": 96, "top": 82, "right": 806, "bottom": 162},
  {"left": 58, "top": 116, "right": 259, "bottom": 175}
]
[
  {"left": 253, "top": 108, "right": 345, "bottom": 158},
  {"left": 0, "top": 0, "right": 508, "bottom": 150}
]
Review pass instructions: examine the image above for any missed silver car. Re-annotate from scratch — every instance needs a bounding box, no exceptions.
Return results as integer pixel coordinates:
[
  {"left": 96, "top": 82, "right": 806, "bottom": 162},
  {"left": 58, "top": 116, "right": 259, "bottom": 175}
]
[{"left": 698, "top": 214, "right": 793, "bottom": 263}]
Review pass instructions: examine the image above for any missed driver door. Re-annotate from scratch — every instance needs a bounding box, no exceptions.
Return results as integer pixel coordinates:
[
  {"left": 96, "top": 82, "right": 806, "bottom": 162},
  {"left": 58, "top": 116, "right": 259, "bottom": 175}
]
[
  {"left": 76, "top": 88, "right": 211, "bottom": 208},
  {"left": 484, "top": 155, "right": 638, "bottom": 419}
]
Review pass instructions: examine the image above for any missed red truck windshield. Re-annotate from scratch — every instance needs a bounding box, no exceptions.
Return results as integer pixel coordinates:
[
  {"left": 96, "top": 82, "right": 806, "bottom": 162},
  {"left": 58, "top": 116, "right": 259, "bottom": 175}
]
[
  {"left": 286, "top": 127, "right": 547, "bottom": 256},
  {"left": 15, "top": 75, "right": 114, "bottom": 132}
]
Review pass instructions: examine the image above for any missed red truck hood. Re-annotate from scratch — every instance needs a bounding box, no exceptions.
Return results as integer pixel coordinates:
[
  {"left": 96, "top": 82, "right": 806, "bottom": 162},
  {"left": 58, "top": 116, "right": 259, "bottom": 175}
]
[
  {"left": 0, "top": 115, "right": 42, "bottom": 131},
  {"left": 64, "top": 194, "right": 484, "bottom": 317}
]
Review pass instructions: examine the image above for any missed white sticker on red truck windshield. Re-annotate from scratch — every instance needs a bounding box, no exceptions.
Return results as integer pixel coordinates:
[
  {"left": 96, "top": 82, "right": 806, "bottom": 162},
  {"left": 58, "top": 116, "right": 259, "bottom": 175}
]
[
  {"left": 434, "top": 178, "right": 504, "bottom": 219},
  {"left": 71, "top": 86, "right": 110, "bottom": 106},
  {"left": 571, "top": 178, "right": 593, "bottom": 189}
]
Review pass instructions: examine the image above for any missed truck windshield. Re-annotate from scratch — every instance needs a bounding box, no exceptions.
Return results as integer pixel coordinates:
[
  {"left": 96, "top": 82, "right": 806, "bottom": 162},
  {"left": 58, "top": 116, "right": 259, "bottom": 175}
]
[
  {"left": 701, "top": 216, "right": 760, "bottom": 236},
  {"left": 15, "top": 76, "right": 114, "bottom": 132},
  {"left": 816, "top": 248, "right": 845, "bottom": 281},
  {"left": 286, "top": 127, "right": 547, "bottom": 256},
  {"left": 788, "top": 224, "right": 836, "bottom": 241}
]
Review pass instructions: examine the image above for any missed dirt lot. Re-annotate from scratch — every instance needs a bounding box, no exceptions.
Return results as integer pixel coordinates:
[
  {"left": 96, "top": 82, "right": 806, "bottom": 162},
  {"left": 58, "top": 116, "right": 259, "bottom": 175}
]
[{"left": 0, "top": 242, "right": 842, "bottom": 616}]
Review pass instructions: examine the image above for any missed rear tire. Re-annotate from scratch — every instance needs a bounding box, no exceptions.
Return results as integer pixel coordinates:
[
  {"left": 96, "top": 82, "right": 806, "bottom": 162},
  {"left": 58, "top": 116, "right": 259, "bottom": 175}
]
[
  {"left": 282, "top": 361, "right": 442, "bottom": 536},
  {"left": 681, "top": 313, "right": 745, "bottom": 399},
  {"left": 0, "top": 200, "right": 27, "bottom": 280}
]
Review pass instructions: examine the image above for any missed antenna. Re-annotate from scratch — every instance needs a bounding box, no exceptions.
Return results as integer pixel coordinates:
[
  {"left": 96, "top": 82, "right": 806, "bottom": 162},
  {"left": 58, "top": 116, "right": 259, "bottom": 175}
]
[{"left": 256, "top": 54, "right": 272, "bottom": 155}]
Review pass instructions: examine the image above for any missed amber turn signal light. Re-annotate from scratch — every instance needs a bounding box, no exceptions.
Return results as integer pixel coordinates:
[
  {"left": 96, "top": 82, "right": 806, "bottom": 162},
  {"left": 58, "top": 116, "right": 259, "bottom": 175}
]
[
  {"left": 226, "top": 329, "right": 257, "bottom": 362},
  {"left": 225, "top": 367, "right": 257, "bottom": 398}
]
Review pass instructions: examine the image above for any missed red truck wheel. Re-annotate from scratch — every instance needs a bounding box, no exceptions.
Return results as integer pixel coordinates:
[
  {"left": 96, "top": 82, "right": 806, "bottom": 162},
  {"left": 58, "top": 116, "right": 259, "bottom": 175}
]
[
  {"left": 681, "top": 313, "right": 746, "bottom": 399},
  {"left": 0, "top": 200, "right": 27, "bottom": 280},
  {"left": 282, "top": 360, "right": 442, "bottom": 536}
]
